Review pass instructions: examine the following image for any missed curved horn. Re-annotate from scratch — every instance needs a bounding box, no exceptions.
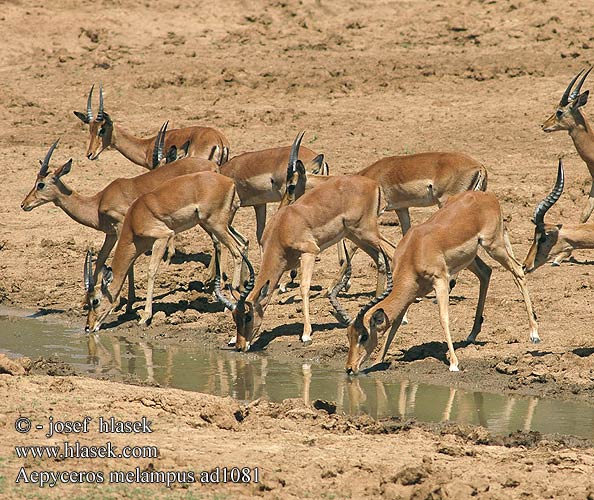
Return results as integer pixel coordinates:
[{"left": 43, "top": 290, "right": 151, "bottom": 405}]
[
  {"left": 39, "top": 138, "right": 60, "bottom": 177},
  {"left": 569, "top": 66, "right": 592, "bottom": 102},
  {"left": 84, "top": 249, "right": 95, "bottom": 292},
  {"left": 86, "top": 84, "right": 95, "bottom": 122},
  {"left": 560, "top": 70, "right": 583, "bottom": 106},
  {"left": 329, "top": 242, "right": 353, "bottom": 325},
  {"left": 97, "top": 83, "right": 104, "bottom": 121},
  {"left": 354, "top": 248, "right": 393, "bottom": 325},
  {"left": 213, "top": 249, "right": 237, "bottom": 311},
  {"left": 152, "top": 121, "right": 168, "bottom": 168},
  {"left": 533, "top": 159, "right": 564, "bottom": 226},
  {"left": 237, "top": 252, "right": 255, "bottom": 306},
  {"left": 287, "top": 130, "right": 305, "bottom": 178}
]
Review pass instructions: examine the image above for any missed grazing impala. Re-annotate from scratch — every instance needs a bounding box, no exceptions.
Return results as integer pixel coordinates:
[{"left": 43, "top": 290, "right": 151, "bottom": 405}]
[
  {"left": 542, "top": 68, "right": 594, "bottom": 222},
  {"left": 524, "top": 160, "right": 594, "bottom": 271},
  {"left": 85, "top": 170, "right": 248, "bottom": 331},
  {"left": 219, "top": 135, "right": 327, "bottom": 246},
  {"left": 341, "top": 190, "right": 539, "bottom": 375},
  {"left": 74, "top": 84, "right": 230, "bottom": 169},
  {"left": 21, "top": 129, "right": 218, "bottom": 309},
  {"left": 215, "top": 174, "right": 396, "bottom": 351}
]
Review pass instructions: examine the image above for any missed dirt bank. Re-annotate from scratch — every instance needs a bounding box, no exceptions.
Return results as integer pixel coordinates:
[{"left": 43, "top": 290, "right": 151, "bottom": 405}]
[{"left": 1, "top": 375, "right": 593, "bottom": 499}]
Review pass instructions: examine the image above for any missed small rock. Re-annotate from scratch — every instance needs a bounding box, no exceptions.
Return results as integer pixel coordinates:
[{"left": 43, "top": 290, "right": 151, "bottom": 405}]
[{"left": 152, "top": 311, "right": 167, "bottom": 325}]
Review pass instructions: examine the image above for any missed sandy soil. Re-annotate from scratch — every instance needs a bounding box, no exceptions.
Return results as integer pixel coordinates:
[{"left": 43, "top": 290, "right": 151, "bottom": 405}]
[
  {"left": 2, "top": 375, "right": 594, "bottom": 500},
  {"left": 2, "top": 0, "right": 594, "bottom": 497}
]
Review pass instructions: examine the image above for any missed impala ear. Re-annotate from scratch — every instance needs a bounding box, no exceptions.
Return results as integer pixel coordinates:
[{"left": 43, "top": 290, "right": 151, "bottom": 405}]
[
  {"left": 73, "top": 111, "right": 90, "bottom": 124},
  {"left": 573, "top": 90, "right": 589, "bottom": 109},
  {"left": 310, "top": 154, "right": 325, "bottom": 174},
  {"left": 55, "top": 159, "right": 73, "bottom": 178},
  {"left": 101, "top": 266, "right": 113, "bottom": 288},
  {"left": 257, "top": 281, "right": 270, "bottom": 301},
  {"left": 166, "top": 145, "right": 178, "bottom": 164},
  {"left": 370, "top": 308, "right": 388, "bottom": 330}
]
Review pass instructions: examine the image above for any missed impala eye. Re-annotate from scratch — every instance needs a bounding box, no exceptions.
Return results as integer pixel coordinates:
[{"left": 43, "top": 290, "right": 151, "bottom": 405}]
[
  {"left": 556, "top": 109, "right": 563, "bottom": 119},
  {"left": 245, "top": 314, "right": 252, "bottom": 323},
  {"left": 92, "top": 298, "right": 100, "bottom": 307},
  {"left": 359, "top": 332, "right": 369, "bottom": 344},
  {"left": 98, "top": 128, "right": 105, "bottom": 137},
  {"left": 37, "top": 182, "right": 45, "bottom": 190}
]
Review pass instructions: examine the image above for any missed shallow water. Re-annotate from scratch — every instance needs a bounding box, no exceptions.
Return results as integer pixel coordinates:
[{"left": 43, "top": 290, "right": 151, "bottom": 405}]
[{"left": 1, "top": 312, "right": 594, "bottom": 439}]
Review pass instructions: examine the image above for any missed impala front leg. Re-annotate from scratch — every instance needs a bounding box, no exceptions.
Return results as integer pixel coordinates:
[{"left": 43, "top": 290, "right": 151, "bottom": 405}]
[
  {"left": 299, "top": 253, "right": 317, "bottom": 344},
  {"left": 434, "top": 278, "right": 459, "bottom": 372},
  {"left": 138, "top": 236, "right": 171, "bottom": 326},
  {"left": 580, "top": 181, "right": 594, "bottom": 223}
]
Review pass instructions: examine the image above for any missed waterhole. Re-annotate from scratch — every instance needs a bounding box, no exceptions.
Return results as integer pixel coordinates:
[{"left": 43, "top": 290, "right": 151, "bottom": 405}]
[{"left": 1, "top": 311, "right": 593, "bottom": 439}]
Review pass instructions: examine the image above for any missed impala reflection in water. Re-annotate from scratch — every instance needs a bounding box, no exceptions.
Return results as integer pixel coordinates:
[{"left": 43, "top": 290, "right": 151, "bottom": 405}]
[{"left": 1, "top": 313, "right": 593, "bottom": 439}]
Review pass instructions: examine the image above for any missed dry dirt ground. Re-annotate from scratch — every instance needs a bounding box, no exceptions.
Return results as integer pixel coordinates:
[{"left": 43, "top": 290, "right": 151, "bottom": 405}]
[{"left": 2, "top": 0, "right": 594, "bottom": 498}]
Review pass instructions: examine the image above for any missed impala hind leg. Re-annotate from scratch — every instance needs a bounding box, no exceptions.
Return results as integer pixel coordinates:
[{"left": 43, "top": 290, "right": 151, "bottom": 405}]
[
  {"left": 465, "top": 256, "right": 492, "bottom": 342},
  {"left": 395, "top": 208, "right": 411, "bottom": 236},
  {"left": 299, "top": 253, "right": 317, "bottom": 343},
  {"left": 326, "top": 241, "right": 357, "bottom": 297},
  {"left": 125, "top": 267, "right": 136, "bottom": 313},
  {"left": 434, "top": 277, "right": 460, "bottom": 371},
  {"left": 138, "top": 236, "right": 172, "bottom": 326},
  {"left": 484, "top": 233, "right": 540, "bottom": 343},
  {"left": 580, "top": 181, "right": 594, "bottom": 223},
  {"left": 254, "top": 204, "right": 267, "bottom": 251}
]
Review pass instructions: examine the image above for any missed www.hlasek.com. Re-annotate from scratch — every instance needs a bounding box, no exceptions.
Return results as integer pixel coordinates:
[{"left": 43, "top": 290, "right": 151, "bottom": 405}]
[{"left": 13, "top": 415, "right": 259, "bottom": 488}]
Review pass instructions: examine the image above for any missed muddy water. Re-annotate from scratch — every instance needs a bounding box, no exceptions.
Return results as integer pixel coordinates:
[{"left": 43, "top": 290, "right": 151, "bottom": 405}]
[{"left": 2, "top": 312, "right": 594, "bottom": 439}]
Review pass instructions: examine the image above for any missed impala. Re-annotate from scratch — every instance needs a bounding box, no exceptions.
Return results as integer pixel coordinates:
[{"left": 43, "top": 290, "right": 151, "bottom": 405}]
[
  {"left": 523, "top": 160, "right": 594, "bottom": 271},
  {"left": 282, "top": 149, "right": 487, "bottom": 292},
  {"left": 215, "top": 174, "right": 396, "bottom": 351},
  {"left": 542, "top": 68, "right": 594, "bottom": 222},
  {"left": 74, "top": 84, "right": 230, "bottom": 169},
  {"left": 219, "top": 135, "right": 327, "bottom": 247},
  {"left": 85, "top": 170, "right": 248, "bottom": 331},
  {"left": 341, "top": 190, "right": 539, "bottom": 374},
  {"left": 21, "top": 128, "right": 218, "bottom": 309}
]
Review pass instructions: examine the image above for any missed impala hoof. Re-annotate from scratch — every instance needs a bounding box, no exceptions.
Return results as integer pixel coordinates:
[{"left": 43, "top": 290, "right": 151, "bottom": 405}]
[
  {"left": 449, "top": 365, "right": 460, "bottom": 372},
  {"left": 227, "top": 336, "right": 237, "bottom": 346},
  {"left": 530, "top": 337, "right": 541, "bottom": 344},
  {"left": 138, "top": 312, "right": 152, "bottom": 326}
]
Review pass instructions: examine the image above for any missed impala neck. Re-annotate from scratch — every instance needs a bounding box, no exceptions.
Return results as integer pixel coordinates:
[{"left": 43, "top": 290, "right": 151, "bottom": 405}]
[
  {"left": 568, "top": 111, "right": 594, "bottom": 170},
  {"left": 53, "top": 184, "right": 101, "bottom": 229},
  {"left": 248, "top": 250, "right": 288, "bottom": 313},
  {"left": 105, "top": 230, "right": 138, "bottom": 305},
  {"left": 111, "top": 123, "right": 152, "bottom": 167}
]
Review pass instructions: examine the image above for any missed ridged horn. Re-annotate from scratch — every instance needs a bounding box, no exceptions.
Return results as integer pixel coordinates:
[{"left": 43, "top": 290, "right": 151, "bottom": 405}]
[
  {"left": 152, "top": 121, "right": 168, "bottom": 168},
  {"left": 213, "top": 249, "right": 237, "bottom": 311},
  {"left": 86, "top": 84, "right": 95, "bottom": 122},
  {"left": 38, "top": 139, "right": 60, "bottom": 177},
  {"left": 533, "top": 159, "right": 564, "bottom": 227},
  {"left": 97, "top": 83, "right": 104, "bottom": 121},
  {"left": 237, "top": 252, "right": 256, "bottom": 306},
  {"left": 354, "top": 248, "right": 393, "bottom": 326},
  {"left": 84, "top": 249, "right": 95, "bottom": 292},
  {"left": 287, "top": 130, "right": 305, "bottom": 180},
  {"left": 569, "top": 66, "right": 592, "bottom": 102},
  {"left": 329, "top": 242, "right": 353, "bottom": 325}
]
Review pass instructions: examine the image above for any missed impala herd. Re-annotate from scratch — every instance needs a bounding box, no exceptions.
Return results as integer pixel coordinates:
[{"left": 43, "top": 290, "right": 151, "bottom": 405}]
[{"left": 20, "top": 70, "right": 594, "bottom": 375}]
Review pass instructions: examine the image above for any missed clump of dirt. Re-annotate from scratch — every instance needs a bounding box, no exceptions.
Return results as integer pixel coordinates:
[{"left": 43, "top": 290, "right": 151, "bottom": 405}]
[{"left": 30, "top": 356, "right": 77, "bottom": 376}]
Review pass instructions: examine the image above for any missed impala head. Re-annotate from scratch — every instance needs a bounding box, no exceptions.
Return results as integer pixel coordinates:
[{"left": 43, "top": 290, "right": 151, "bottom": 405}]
[
  {"left": 542, "top": 68, "right": 591, "bottom": 133},
  {"left": 212, "top": 251, "right": 261, "bottom": 351},
  {"left": 281, "top": 131, "right": 327, "bottom": 207},
  {"left": 523, "top": 160, "right": 565, "bottom": 272},
  {"left": 21, "top": 139, "right": 73, "bottom": 211},
  {"left": 344, "top": 250, "right": 393, "bottom": 375},
  {"left": 73, "top": 84, "right": 113, "bottom": 160},
  {"left": 85, "top": 250, "right": 115, "bottom": 333}
]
